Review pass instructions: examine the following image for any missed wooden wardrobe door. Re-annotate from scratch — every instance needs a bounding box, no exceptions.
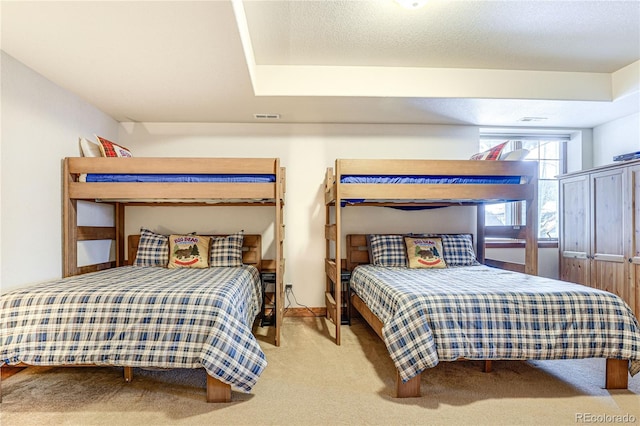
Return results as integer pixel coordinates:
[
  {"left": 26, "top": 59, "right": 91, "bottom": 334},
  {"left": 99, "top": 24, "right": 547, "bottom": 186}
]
[
  {"left": 629, "top": 165, "right": 640, "bottom": 318},
  {"left": 590, "top": 168, "right": 628, "bottom": 297},
  {"left": 559, "top": 175, "right": 590, "bottom": 285}
]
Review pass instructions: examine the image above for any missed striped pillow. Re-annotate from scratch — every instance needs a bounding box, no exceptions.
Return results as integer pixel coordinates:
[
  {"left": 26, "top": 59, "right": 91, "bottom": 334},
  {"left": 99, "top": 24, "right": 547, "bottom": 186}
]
[
  {"left": 134, "top": 228, "right": 169, "bottom": 267},
  {"left": 210, "top": 231, "right": 244, "bottom": 267},
  {"left": 368, "top": 234, "right": 408, "bottom": 267}
]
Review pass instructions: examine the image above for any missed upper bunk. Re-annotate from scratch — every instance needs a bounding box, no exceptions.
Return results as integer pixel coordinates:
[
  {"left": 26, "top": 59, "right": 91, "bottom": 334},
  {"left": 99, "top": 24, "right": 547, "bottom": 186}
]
[
  {"left": 324, "top": 158, "right": 538, "bottom": 276},
  {"left": 64, "top": 157, "right": 285, "bottom": 205},
  {"left": 324, "top": 158, "right": 537, "bottom": 206}
]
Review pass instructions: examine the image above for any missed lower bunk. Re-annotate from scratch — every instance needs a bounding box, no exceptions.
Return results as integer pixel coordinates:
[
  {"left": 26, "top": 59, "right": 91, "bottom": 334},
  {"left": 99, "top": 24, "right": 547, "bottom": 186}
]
[
  {"left": 0, "top": 256, "right": 266, "bottom": 402},
  {"left": 344, "top": 235, "right": 640, "bottom": 398}
]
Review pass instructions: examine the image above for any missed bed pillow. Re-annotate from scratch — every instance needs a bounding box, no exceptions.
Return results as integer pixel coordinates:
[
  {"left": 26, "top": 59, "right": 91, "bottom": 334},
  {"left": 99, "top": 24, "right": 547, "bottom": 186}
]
[
  {"left": 209, "top": 231, "right": 244, "bottom": 267},
  {"left": 96, "top": 135, "right": 133, "bottom": 158},
  {"left": 404, "top": 236, "right": 447, "bottom": 269},
  {"left": 79, "top": 137, "right": 102, "bottom": 157},
  {"left": 134, "top": 228, "right": 169, "bottom": 267},
  {"left": 470, "top": 142, "right": 508, "bottom": 160},
  {"left": 440, "top": 234, "right": 480, "bottom": 266},
  {"left": 368, "top": 234, "right": 408, "bottom": 267},
  {"left": 499, "top": 148, "right": 530, "bottom": 161},
  {"left": 167, "top": 234, "right": 211, "bottom": 269}
]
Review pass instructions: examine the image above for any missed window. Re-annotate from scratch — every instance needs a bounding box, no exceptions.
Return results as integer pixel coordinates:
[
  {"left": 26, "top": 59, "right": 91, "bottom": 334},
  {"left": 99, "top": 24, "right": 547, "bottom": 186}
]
[{"left": 480, "top": 135, "right": 568, "bottom": 240}]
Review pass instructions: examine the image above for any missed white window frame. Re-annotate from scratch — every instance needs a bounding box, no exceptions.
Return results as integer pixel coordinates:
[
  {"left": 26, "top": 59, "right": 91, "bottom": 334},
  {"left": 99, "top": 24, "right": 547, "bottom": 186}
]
[{"left": 479, "top": 133, "right": 568, "bottom": 241}]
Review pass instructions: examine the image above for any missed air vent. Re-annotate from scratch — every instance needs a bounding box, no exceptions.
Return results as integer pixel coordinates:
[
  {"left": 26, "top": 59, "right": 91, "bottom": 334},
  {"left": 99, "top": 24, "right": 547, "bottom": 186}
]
[
  {"left": 518, "top": 117, "right": 548, "bottom": 122},
  {"left": 253, "top": 113, "right": 280, "bottom": 120}
]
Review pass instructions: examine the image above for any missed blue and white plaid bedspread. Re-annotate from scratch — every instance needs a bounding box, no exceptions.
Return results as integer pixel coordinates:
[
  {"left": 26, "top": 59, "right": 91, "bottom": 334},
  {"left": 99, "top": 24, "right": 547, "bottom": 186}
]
[
  {"left": 350, "top": 264, "right": 640, "bottom": 382},
  {"left": 0, "top": 265, "right": 266, "bottom": 392}
]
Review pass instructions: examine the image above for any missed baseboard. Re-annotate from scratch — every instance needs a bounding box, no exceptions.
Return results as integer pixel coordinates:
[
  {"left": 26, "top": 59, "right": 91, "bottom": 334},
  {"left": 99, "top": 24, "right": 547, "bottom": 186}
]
[{"left": 283, "top": 307, "right": 326, "bottom": 317}]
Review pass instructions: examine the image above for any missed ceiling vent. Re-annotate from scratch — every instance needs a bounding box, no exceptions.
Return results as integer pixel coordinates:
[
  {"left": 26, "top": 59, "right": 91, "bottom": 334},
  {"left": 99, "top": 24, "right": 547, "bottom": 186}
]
[
  {"left": 254, "top": 113, "right": 280, "bottom": 120},
  {"left": 518, "top": 116, "right": 548, "bottom": 122}
]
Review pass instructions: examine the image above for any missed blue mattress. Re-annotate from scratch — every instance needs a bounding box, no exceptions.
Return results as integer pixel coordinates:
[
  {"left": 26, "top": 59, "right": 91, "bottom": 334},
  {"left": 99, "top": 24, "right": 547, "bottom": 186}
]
[
  {"left": 340, "top": 175, "right": 521, "bottom": 184},
  {"left": 85, "top": 174, "right": 276, "bottom": 183}
]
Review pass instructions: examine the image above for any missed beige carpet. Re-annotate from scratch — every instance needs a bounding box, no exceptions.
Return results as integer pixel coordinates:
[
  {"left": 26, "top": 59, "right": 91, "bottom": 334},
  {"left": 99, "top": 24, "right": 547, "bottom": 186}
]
[{"left": 1, "top": 317, "right": 639, "bottom": 426}]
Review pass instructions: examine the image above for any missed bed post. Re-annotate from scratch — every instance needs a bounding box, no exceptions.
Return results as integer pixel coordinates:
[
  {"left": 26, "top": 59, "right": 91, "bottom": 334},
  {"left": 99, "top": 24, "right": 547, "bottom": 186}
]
[
  {"left": 334, "top": 161, "right": 342, "bottom": 345},
  {"left": 476, "top": 204, "right": 486, "bottom": 264},
  {"left": 115, "top": 203, "right": 125, "bottom": 267},
  {"left": 63, "top": 158, "right": 78, "bottom": 277},
  {"left": 525, "top": 164, "right": 539, "bottom": 275},
  {"left": 275, "top": 160, "right": 284, "bottom": 347},
  {"left": 605, "top": 359, "right": 629, "bottom": 389}
]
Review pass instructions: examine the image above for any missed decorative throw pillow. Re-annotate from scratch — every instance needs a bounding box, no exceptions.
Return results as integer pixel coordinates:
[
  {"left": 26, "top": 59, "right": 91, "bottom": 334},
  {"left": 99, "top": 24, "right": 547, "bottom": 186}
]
[
  {"left": 96, "top": 135, "right": 133, "bottom": 158},
  {"left": 470, "top": 142, "right": 508, "bottom": 161},
  {"left": 79, "top": 137, "right": 102, "bottom": 157},
  {"left": 440, "top": 234, "right": 480, "bottom": 266},
  {"left": 210, "top": 231, "right": 244, "bottom": 267},
  {"left": 168, "top": 234, "right": 211, "bottom": 269},
  {"left": 134, "top": 228, "right": 169, "bottom": 267},
  {"left": 368, "top": 234, "right": 407, "bottom": 267},
  {"left": 404, "top": 236, "right": 447, "bottom": 269}
]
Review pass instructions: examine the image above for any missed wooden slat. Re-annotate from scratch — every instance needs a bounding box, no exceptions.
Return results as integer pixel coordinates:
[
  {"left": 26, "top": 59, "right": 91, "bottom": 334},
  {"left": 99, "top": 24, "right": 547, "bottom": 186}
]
[
  {"left": 67, "top": 157, "right": 277, "bottom": 174},
  {"left": 340, "top": 184, "right": 533, "bottom": 201},
  {"left": 484, "top": 258, "right": 525, "bottom": 273},
  {"left": 325, "top": 224, "right": 337, "bottom": 241},
  {"left": 77, "top": 226, "right": 116, "bottom": 241},
  {"left": 325, "top": 292, "right": 337, "bottom": 324},
  {"left": 337, "top": 159, "right": 537, "bottom": 177},
  {"left": 69, "top": 182, "right": 275, "bottom": 200},
  {"left": 351, "top": 293, "right": 384, "bottom": 340},
  {"left": 325, "top": 259, "right": 337, "bottom": 282},
  {"left": 77, "top": 262, "right": 117, "bottom": 275}
]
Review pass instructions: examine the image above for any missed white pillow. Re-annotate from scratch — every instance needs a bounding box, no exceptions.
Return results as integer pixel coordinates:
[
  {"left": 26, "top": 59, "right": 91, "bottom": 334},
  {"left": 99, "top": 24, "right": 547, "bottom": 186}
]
[
  {"left": 79, "top": 137, "right": 102, "bottom": 157},
  {"left": 500, "top": 148, "right": 529, "bottom": 161}
]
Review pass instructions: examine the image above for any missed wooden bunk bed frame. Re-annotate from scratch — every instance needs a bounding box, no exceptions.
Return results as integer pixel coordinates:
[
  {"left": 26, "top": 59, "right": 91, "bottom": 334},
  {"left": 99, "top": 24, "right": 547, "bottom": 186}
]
[
  {"left": 324, "top": 158, "right": 539, "bottom": 346},
  {"left": 324, "top": 158, "right": 632, "bottom": 397},
  {"left": 0, "top": 233, "right": 264, "bottom": 404},
  {"left": 59, "top": 156, "right": 285, "bottom": 402},
  {"left": 342, "top": 234, "right": 630, "bottom": 397}
]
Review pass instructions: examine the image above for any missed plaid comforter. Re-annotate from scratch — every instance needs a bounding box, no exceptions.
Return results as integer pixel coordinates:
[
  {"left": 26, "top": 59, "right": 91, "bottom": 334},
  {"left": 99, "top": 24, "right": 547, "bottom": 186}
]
[
  {"left": 350, "top": 264, "right": 640, "bottom": 382},
  {"left": 0, "top": 265, "right": 265, "bottom": 392}
]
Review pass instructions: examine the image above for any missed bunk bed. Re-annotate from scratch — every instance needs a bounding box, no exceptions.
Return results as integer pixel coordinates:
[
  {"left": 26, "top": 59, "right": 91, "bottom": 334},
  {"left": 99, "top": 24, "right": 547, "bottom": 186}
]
[
  {"left": 324, "top": 159, "right": 640, "bottom": 397},
  {"left": 1, "top": 157, "right": 285, "bottom": 403}
]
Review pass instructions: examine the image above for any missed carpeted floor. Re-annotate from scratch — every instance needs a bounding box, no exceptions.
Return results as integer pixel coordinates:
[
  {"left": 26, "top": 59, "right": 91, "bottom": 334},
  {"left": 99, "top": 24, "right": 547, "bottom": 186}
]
[{"left": 1, "top": 317, "right": 639, "bottom": 426}]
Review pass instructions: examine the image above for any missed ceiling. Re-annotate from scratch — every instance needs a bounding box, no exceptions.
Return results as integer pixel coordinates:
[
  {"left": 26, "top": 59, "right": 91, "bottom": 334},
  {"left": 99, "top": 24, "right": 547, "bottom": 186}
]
[{"left": 2, "top": 0, "right": 639, "bottom": 129}]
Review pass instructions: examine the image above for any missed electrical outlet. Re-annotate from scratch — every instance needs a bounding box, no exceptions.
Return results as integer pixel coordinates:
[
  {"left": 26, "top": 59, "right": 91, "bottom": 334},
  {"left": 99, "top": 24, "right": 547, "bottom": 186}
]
[{"left": 285, "top": 284, "right": 293, "bottom": 291}]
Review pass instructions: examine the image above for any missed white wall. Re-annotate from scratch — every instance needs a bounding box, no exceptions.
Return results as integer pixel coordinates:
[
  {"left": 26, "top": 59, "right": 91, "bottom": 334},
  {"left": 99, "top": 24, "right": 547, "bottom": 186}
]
[
  {"left": 485, "top": 247, "right": 559, "bottom": 279},
  {"left": 1, "top": 51, "right": 119, "bottom": 292},
  {"left": 118, "top": 123, "right": 480, "bottom": 307},
  {"left": 592, "top": 112, "right": 640, "bottom": 167}
]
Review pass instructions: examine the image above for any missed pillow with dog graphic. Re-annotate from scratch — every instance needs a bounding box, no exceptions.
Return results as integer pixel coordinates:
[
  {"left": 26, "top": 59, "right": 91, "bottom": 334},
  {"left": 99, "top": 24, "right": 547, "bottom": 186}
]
[
  {"left": 167, "top": 234, "right": 211, "bottom": 269},
  {"left": 404, "top": 236, "right": 447, "bottom": 269}
]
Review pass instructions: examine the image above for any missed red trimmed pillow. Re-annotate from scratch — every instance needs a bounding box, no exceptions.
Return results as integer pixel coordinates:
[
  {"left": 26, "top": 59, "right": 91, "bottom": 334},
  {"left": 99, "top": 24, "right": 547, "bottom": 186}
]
[
  {"left": 470, "top": 142, "right": 508, "bottom": 160},
  {"left": 96, "top": 136, "right": 133, "bottom": 158}
]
